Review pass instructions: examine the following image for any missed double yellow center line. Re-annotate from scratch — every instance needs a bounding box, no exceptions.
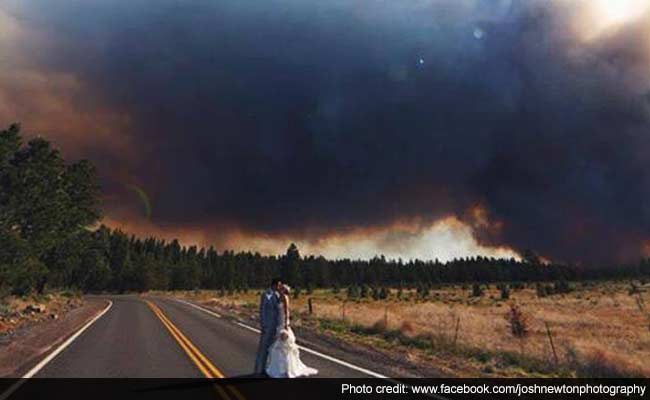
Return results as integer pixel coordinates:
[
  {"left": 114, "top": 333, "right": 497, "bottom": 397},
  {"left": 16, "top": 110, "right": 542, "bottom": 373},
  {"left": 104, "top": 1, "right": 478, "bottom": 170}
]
[{"left": 145, "top": 300, "right": 244, "bottom": 400}]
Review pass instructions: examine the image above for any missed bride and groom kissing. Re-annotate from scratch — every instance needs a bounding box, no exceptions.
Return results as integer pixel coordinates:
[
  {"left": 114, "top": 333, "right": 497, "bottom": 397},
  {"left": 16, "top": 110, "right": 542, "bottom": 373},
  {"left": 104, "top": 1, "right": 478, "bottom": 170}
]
[{"left": 254, "top": 278, "right": 318, "bottom": 378}]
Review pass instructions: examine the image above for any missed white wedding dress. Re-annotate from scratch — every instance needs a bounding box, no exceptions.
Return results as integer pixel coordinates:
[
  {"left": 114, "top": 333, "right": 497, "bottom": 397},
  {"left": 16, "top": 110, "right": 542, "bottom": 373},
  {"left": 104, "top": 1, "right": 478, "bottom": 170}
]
[{"left": 265, "top": 299, "right": 318, "bottom": 378}]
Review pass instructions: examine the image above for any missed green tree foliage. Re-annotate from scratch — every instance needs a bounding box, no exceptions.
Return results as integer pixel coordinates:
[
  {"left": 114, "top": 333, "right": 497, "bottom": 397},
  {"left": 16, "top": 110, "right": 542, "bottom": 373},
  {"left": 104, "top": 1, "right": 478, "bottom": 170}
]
[
  {"left": 3, "top": 125, "right": 650, "bottom": 296},
  {"left": 0, "top": 125, "right": 100, "bottom": 294},
  {"left": 282, "top": 243, "right": 300, "bottom": 285}
]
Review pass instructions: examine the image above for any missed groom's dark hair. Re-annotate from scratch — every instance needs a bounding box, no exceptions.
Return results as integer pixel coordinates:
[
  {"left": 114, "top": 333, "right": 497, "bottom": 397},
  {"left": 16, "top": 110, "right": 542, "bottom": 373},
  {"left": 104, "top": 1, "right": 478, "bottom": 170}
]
[{"left": 271, "top": 277, "right": 282, "bottom": 287}]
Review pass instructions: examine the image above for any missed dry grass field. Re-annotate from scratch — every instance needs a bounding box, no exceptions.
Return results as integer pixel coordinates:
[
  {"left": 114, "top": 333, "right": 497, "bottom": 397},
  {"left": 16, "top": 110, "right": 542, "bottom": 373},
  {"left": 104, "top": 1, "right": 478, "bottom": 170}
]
[{"left": 171, "top": 280, "right": 650, "bottom": 377}]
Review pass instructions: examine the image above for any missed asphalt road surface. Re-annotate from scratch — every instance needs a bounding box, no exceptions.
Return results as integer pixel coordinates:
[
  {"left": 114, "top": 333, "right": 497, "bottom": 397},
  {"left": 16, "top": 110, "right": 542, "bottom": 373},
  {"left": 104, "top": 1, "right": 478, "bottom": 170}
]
[{"left": 31, "top": 296, "right": 381, "bottom": 378}]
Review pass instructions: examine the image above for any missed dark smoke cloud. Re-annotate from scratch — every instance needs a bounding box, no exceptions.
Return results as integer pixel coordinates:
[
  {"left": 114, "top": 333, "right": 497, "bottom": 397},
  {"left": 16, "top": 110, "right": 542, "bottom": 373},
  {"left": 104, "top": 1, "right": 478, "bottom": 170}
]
[{"left": 2, "top": 0, "right": 650, "bottom": 263}]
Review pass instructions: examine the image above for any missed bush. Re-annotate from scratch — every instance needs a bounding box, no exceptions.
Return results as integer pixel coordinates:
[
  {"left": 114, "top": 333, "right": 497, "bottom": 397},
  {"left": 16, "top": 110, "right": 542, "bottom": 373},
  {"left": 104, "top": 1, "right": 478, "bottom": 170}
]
[
  {"left": 347, "top": 285, "right": 360, "bottom": 299},
  {"left": 331, "top": 283, "right": 340, "bottom": 294},
  {"left": 471, "top": 283, "right": 484, "bottom": 297},
  {"left": 417, "top": 283, "right": 430, "bottom": 299},
  {"left": 9, "top": 258, "right": 48, "bottom": 296},
  {"left": 504, "top": 304, "right": 529, "bottom": 339},
  {"left": 379, "top": 287, "right": 389, "bottom": 300},
  {"left": 500, "top": 284, "right": 510, "bottom": 300},
  {"left": 553, "top": 280, "right": 573, "bottom": 294},
  {"left": 371, "top": 286, "right": 381, "bottom": 300}
]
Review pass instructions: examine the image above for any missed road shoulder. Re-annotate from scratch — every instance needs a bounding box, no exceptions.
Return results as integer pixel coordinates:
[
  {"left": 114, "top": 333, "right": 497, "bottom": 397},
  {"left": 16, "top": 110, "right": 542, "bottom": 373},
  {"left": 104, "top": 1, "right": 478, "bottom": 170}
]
[
  {"left": 158, "top": 295, "right": 435, "bottom": 378},
  {"left": 0, "top": 297, "right": 108, "bottom": 377}
]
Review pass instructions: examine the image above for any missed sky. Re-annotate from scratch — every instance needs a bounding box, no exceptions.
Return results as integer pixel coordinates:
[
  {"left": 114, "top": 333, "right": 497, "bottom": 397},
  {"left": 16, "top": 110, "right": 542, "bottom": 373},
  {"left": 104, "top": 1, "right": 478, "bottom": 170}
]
[{"left": 1, "top": 0, "right": 650, "bottom": 264}]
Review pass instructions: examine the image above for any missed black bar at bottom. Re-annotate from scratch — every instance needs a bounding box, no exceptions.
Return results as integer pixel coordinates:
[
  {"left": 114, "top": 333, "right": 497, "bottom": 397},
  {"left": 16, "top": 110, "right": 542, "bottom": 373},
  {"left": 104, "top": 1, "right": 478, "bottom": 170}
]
[{"left": 0, "top": 378, "right": 648, "bottom": 400}]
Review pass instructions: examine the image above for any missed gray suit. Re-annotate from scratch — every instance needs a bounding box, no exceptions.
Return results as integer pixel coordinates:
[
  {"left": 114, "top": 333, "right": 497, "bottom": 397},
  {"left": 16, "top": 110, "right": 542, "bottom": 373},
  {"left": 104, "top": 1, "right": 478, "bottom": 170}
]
[{"left": 254, "top": 288, "right": 280, "bottom": 374}]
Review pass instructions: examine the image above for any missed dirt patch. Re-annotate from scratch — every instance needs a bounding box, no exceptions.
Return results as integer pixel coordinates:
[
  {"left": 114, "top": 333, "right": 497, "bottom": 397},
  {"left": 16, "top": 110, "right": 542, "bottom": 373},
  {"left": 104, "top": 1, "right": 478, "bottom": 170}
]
[
  {"left": 0, "top": 296, "right": 108, "bottom": 377},
  {"left": 1, "top": 294, "right": 84, "bottom": 337}
]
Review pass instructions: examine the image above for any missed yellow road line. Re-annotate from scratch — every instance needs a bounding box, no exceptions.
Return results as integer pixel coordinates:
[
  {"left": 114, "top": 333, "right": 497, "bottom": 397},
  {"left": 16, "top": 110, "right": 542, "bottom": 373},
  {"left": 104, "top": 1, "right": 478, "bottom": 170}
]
[
  {"left": 146, "top": 301, "right": 214, "bottom": 378},
  {"left": 149, "top": 302, "right": 225, "bottom": 378},
  {"left": 145, "top": 300, "right": 246, "bottom": 400}
]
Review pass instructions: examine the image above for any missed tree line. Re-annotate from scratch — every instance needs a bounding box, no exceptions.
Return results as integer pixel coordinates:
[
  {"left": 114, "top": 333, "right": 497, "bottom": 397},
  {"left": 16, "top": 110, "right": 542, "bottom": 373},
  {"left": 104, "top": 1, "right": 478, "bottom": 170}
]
[{"left": 1, "top": 125, "right": 649, "bottom": 296}]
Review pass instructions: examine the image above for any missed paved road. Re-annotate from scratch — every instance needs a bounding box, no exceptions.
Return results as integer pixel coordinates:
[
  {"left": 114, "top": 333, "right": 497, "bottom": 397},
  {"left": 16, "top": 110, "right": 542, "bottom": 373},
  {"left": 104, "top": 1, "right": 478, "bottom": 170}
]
[{"left": 33, "top": 296, "right": 378, "bottom": 378}]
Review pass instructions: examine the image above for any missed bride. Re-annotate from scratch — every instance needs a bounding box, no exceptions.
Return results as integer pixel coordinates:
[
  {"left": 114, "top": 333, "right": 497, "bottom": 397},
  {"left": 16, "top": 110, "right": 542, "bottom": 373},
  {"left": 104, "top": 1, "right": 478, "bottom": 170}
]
[{"left": 265, "top": 283, "right": 318, "bottom": 378}]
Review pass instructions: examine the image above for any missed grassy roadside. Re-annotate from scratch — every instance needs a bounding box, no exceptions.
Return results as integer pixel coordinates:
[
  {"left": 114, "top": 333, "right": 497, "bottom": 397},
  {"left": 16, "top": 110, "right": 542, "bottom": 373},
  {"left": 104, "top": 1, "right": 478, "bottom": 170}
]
[
  {"left": 159, "top": 280, "right": 650, "bottom": 378},
  {"left": 0, "top": 291, "right": 84, "bottom": 337}
]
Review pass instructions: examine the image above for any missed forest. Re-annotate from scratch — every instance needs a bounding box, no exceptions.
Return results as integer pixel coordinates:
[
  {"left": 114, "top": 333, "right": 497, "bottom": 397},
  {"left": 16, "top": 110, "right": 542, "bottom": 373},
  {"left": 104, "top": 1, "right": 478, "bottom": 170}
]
[{"left": 2, "top": 124, "right": 650, "bottom": 296}]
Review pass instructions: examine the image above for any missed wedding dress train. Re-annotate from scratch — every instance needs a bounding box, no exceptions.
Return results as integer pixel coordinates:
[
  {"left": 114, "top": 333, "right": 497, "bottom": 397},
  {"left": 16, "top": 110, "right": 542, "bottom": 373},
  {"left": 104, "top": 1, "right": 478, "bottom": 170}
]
[{"left": 265, "top": 300, "right": 318, "bottom": 378}]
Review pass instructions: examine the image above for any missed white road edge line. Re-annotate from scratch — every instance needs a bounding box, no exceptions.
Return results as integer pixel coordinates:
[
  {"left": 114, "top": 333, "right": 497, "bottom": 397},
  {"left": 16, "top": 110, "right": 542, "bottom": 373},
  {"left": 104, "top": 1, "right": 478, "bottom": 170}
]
[
  {"left": 232, "top": 323, "right": 448, "bottom": 400},
  {"left": 234, "top": 322, "right": 387, "bottom": 378},
  {"left": 173, "top": 298, "right": 221, "bottom": 318},
  {"left": 173, "top": 298, "right": 386, "bottom": 378},
  {"left": 0, "top": 300, "right": 113, "bottom": 400}
]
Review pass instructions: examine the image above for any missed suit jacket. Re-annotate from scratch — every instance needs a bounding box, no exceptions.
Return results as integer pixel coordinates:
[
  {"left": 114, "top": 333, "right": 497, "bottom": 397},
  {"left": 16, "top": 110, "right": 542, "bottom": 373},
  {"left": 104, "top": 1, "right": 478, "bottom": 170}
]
[{"left": 259, "top": 288, "right": 279, "bottom": 333}]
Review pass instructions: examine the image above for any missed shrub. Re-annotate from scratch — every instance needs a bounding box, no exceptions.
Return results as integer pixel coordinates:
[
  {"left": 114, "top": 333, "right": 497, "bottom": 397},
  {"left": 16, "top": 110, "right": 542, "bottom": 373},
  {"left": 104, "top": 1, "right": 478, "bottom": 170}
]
[
  {"left": 553, "top": 279, "right": 573, "bottom": 294},
  {"left": 371, "top": 286, "right": 381, "bottom": 300},
  {"left": 476, "top": 352, "right": 491, "bottom": 363},
  {"left": 471, "top": 283, "right": 484, "bottom": 297},
  {"left": 504, "top": 304, "right": 529, "bottom": 339},
  {"left": 417, "top": 283, "right": 430, "bottom": 299},
  {"left": 10, "top": 258, "right": 48, "bottom": 297},
  {"left": 500, "top": 285, "right": 510, "bottom": 300},
  {"left": 360, "top": 284, "right": 370, "bottom": 298},
  {"left": 379, "top": 287, "right": 389, "bottom": 300},
  {"left": 347, "top": 285, "right": 360, "bottom": 299}
]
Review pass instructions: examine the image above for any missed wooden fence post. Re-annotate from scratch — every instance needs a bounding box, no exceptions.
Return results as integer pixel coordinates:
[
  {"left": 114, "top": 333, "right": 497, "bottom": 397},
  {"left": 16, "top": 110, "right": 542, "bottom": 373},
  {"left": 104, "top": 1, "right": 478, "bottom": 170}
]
[
  {"left": 308, "top": 298, "right": 313, "bottom": 315},
  {"left": 384, "top": 306, "right": 388, "bottom": 328},
  {"left": 453, "top": 316, "right": 461, "bottom": 347},
  {"left": 545, "top": 321, "right": 559, "bottom": 365}
]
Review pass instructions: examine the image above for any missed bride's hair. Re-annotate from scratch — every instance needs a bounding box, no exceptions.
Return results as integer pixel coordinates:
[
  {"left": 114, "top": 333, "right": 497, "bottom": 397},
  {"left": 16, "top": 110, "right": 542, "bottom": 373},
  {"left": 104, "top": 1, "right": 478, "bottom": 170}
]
[{"left": 282, "top": 284, "right": 291, "bottom": 295}]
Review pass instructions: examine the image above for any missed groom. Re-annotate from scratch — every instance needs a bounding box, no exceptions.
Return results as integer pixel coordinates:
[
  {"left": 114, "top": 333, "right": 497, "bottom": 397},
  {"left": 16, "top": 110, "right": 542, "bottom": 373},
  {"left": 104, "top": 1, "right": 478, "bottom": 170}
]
[{"left": 254, "top": 277, "right": 281, "bottom": 376}]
